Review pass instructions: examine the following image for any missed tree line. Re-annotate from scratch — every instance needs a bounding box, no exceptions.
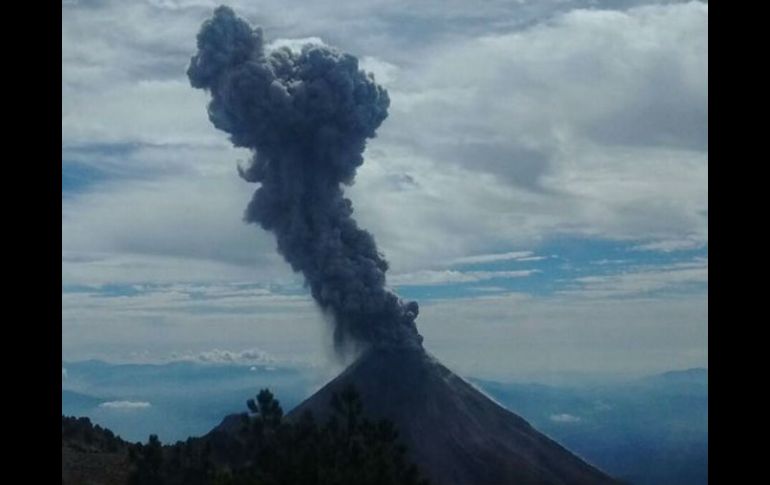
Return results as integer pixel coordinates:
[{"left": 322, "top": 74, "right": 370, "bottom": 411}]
[{"left": 128, "top": 385, "right": 430, "bottom": 485}]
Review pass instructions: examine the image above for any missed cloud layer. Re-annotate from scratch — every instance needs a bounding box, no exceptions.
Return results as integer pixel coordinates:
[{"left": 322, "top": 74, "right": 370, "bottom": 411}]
[
  {"left": 99, "top": 400, "right": 152, "bottom": 410},
  {"left": 62, "top": 0, "right": 707, "bottom": 376}
]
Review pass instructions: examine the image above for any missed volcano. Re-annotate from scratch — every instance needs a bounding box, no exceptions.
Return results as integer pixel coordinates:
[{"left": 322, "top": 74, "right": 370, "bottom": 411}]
[
  {"left": 283, "top": 347, "right": 619, "bottom": 485},
  {"left": 192, "top": 8, "right": 621, "bottom": 485}
]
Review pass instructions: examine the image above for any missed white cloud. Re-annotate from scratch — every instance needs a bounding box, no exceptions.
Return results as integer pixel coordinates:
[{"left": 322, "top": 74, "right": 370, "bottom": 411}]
[
  {"left": 99, "top": 401, "right": 152, "bottom": 409},
  {"left": 360, "top": 56, "right": 400, "bottom": 86},
  {"left": 560, "top": 258, "right": 708, "bottom": 298},
  {"left": 631, "top": 238, "right": 706, "bottom": 252},
  {"left": 418, "top": 291, "right": 707, "bottom": 379},
  {"left": 62, "top": 172, "right": 293, "bottom": 286},
  {"left": 594, "top": 401, "right": 613, "bottom": 411},
  {"left": 266, "top": 37, "right": 326, "bottom": 53},
  {"left": 451, "top": 251, "right": 536, "bottom": 265},
  {"left": 62, "top": 282, "right": 311, "bottom": 317},
  {"left": 62, "top": 80, "right": 221, "bottom": 147},
  {"left": 62, "top": 368, "right": 68, "bottom": 381},
  {"left": 348, "top": 4, "right": 707, "bottom": 266},
  {"left": 470, "top": 286, "right": 509, "bottom": 293},
  {"left": 356, "top": 1, "right": 708, "bottom": 261},
  {"left": 550, "top": 413, "right": 581, "bottom": 423},
  {"left": 390, "top": 269, "right": 538, "bottom": 286},
  {"left": 62, "top": 282, "right": 328, "bottom": 365},
  {"left": 62, "top": 1, "right": 707, "bottom": 278},
  {"left": 177, "top": 348, "right": 278, "bottom": 365},
  {"left": 590, "top": 259, "right": 629, "bottom": 266}
]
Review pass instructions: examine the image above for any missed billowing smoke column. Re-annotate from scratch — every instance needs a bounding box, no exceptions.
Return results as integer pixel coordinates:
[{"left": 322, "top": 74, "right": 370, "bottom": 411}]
[{"left": 188, "top": 6, "right": 422, "bottom": 352}]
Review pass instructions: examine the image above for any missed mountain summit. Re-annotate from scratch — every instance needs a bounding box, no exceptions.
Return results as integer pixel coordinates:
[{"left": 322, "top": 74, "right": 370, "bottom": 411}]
[{"left": 284, "top": 347, "right": 620, "bottom": 485}]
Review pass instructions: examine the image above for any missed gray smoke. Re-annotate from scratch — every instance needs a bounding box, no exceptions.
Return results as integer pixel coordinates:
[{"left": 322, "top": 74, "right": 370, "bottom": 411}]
[{"left": 188, "top": 6, "right": 422, "bottom": 352}]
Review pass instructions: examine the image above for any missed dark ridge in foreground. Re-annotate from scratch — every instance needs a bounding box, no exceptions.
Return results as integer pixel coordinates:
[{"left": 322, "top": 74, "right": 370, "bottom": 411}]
[
  {"left": 217, "top": 347, "right": 621, "bottom": 485},
  {"left": 62, "top": 416, "right": 131, "bottom": 485}
]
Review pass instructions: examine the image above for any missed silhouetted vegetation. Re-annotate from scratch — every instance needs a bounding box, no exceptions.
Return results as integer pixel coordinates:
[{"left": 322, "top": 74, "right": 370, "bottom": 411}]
[
  {"left": 62, "top": 415, "right": 125, "bottom": 453},
  {"left": 62, "top": 416, "right": 131, "bottom": 485},
  {"left": 127, "top": 385, "right": 429, "bottom": 485},
  {"left": 128, "top": 434, "right": 164, "bottom": 485}
]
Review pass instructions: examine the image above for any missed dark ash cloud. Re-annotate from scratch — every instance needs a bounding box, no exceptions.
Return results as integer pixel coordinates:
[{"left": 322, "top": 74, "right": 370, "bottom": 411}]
[{"left": 188, "top": 6, "right": 422, "bottom": 352}]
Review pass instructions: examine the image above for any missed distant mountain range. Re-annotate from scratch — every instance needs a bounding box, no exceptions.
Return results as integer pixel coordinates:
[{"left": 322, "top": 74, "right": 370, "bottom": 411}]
[
  {"left": 62, "top": 359, "right": 315, "bottom": 443},
  {"left": 472, "top": 368, "right": 708, "bottom": 485},
  {"left": 63, "top": 360, "right": 706, "bottom": 485}
]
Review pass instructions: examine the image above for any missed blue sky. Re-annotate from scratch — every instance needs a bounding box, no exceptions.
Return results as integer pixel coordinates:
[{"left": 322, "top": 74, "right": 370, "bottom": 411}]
[{"left": 62, "top": 0, "right": 707, "bottom": 380}]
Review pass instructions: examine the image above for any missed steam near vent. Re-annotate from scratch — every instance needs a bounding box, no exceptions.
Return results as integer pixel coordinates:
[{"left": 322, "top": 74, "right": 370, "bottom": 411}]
[{"left": 187, "top": 6, "right": 422, "bottom": 353}]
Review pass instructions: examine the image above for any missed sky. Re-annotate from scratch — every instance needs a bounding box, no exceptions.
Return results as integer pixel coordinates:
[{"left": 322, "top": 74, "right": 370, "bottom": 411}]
[{"left": 62, "top": 0, "right": 707, "bottom": 381}]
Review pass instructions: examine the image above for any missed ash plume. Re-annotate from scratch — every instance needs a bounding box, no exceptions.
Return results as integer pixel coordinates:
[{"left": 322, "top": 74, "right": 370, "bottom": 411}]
[{"left": 188, "top": 6, "right": 422, "bottom": 352}]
